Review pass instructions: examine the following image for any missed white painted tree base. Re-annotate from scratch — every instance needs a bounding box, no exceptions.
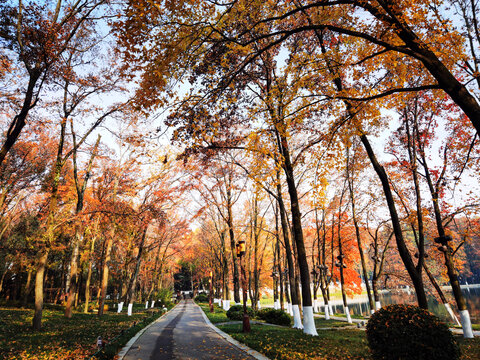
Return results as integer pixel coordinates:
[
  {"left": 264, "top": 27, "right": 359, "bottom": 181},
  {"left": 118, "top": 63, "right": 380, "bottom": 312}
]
[
  {"left": 375, "top": 301, "right": 381, "bottom": 310},
  {"left": 151, "top": 301, "right": 155, "bottom": 308},
  {"left": 345, "top": 306, "right": 352, "bottom": 323},
  {"left": 223, "top": 300, "right": 230, "bottom": 311},
  {"left": 145, "top": 301, "right": 149, "bottom": 309},
  {"left": 127, "top": 303, "right": 133, "bottom": 316},
  {"left": 324, "top": 304, "right": 330, "bottom": 320},
  {"left": 329, "top": 304, "right": 334, "bottom": 315},
  {"left": 292, "top": 304, "right": 303, "bottom": 329},
  {"left": 303, "top": 306, "right": 318, "bottom": 336},
  {"left": 444, "top": 303, "right": 461, "bottom": 326},
  {"left": 287, "top": 303, "right": 293, "bottom": 316},
  {"left": 257, "top": 301, "right": 261, "bottom": 309},
  {"left": 117, "top": 302, "right": 124, "bottom": 313},
  {"left": 460, "top": 310, "right": 474, "bottom": 338}
]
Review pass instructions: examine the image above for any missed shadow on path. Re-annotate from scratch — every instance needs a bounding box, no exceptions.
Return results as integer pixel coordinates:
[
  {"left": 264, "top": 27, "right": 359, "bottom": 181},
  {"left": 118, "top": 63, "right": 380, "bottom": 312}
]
[{"left": 123, "top": 299, "right": 255, "bottom": 360}]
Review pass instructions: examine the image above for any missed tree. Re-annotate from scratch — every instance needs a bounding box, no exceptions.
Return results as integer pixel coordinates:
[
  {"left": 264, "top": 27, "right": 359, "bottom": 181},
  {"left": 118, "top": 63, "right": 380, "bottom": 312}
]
[
  {"left": 119, "top": 1, "right": 480, "bottom": 135},
  {"left": 387, "top": 92, "right": 479, "bottom": 337},
  {"left": 189, "top": 153, "right": 246, "bottom": 304},
  {"left": 64, "top": 134, "right": 100, "bottom": 318},
  {"left": 0, "top": 0, "right": 112, "bottom": 166}
]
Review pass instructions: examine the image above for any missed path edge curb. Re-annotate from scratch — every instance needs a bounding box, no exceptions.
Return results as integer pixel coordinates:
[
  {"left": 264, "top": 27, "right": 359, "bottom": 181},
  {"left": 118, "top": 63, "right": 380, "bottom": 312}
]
[
  {"left": 198, "top": 304, "right": 271, "bottom": 360},
  {"left": 117, "top": 304, "right": 177, "bottom": 360}
]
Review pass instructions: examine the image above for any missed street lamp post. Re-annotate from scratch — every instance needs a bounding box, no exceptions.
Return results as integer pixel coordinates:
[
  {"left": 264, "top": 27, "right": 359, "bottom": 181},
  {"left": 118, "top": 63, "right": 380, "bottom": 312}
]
[
  {"left": 236, "top": 239, "right": 250, "bottom": 333},
  {"left": 209, "top": 271, "right": 214, "bottom": 313}
]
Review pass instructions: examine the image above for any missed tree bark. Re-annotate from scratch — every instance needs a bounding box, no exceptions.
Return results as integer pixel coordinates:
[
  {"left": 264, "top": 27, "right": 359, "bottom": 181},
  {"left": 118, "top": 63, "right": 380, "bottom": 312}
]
[
  {"left": 360, "top": 134, "right": 428, "bottom": 309},
  {"left": 226, "top": 180, "right": 241, "bottom": 304},
  {"left": 416, "top": 124, "right": 470, "bottom": 319},
  {"left": 346, "top": 147, "right": 375, "bottom": 313},
  {"left": 33, "top": 248, "right": 49, "bottom": 330},
  {"left": 98, "top": 234, "right": 113, "bottom": 316},
  {"left": 22, "top": 269, "right": 32, "bottom": 307},
  {"left": 0, "top": 70, "right": 41, "bottom": 166},
  {"left": 124, "top": 228, "right": 148, "bottom": 306},
  {"left": 32, "top": 116, "right": 67, "bottom": 330},
  {"left": 65, "top": 135, "right": 100, "bottom": 318},
  {"left": 276, "top": 173, "right": 300, "bottom": 308},
  {"left": 84, "top": 229, "right": 97, "bottom": 313},
  {"left": 278, "top": 132, "right": 313, "bottom": 309}
]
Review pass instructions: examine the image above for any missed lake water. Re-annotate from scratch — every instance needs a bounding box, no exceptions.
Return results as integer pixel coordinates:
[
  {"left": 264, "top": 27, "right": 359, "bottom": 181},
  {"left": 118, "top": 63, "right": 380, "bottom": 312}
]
[{"left": 329, "top": 285, "right": 480, "bottom": 324}]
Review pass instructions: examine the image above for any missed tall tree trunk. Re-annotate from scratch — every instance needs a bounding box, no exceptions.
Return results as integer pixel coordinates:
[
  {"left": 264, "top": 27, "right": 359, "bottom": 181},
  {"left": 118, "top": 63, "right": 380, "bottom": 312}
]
[
  {"left": 337, "top": 182, "right": 352, "bottom": 323},
  {"left": 311, "top": 22, "right": 428, "bottom": 309},
  {"left": 98, "top": 235, "right": 113, "bottom": 316},
  {"left": 346, "top": 147, "right": 375, "bottom": 313},
  {"left": 252, "top": 197, "right": 260, "bottom": 310},
  {"left": 276, "top": 172, "right": 300, "bottom": 326},
  {"left": 84, "top": 230, "right": 97, "bottom": 313},
  {"left": 65, "top": 135, "right": 100, "bottom": 318},
  {"left": 226, "top": 180, "right": 241, "bottom": 304},
  {"left": 402, "top": 111, "right": 458, "bottom": 325},
  {"left": 22, "top": 269, "right": 32, "bottom": 307},
  {"left": 276, "top": 234, "right": 284, "bottom": 310},
  {"left": 415, "top": 120, "right": 473, "bottom": 337},
  {"left": 98, "top": 169, "right": 120, "bottom": 316},
  {"left": 221, "top": 231, "right": 229, "bottom": 301},
  {"left": 0, "top": 70, "right": 41, "bottom": 167},
  {"left": 125, "top": 229, "right": 148, "bottom": 307},
  {"left": 360, "top": 134, "right": 428, "bottom": 309},
  {"left": 32, "top": 116, "right": 67, "bottom": 330},
  {"left": 276, "top": 130, "right": 317, "bottom": 335},
  {"left": 33, "top": 249, "right": 49, "bottom": 330}
]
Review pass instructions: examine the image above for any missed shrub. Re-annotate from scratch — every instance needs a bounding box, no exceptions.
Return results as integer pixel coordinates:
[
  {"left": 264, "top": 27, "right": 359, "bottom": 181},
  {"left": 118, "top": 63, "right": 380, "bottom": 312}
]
[
  {"left": 366, "top": 304, "right": 460, "bottom": 360},
  {"left": 226, "top": 305, "right": 255, "bottom": 321},
  {"left": 195, "top": 293, "right": 209, "bottom": 303},
  {"left": 257, "top": 308, "right": 291, "bottom": 326},
  {"left": 156, "top": 288, "right": 173, "bottom": 308}
]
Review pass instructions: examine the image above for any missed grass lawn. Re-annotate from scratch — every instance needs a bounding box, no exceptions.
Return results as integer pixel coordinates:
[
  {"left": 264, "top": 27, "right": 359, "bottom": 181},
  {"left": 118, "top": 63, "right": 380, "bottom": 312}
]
[
  {"left": 197, "top": 302, "right": 480, "bottom": 360},
  {"left": 454, "top": 323, "right": 480, "bottom": 331},
  {"left": 315, "top": 317, "right": 356, "bottom": 328},
  {"left": 218, "top": 323, "right": 480, "bottom": 360},
  {"left": 458, "top": 337, "right": 480, "bottom": 360},
  {"left": 0, "top": 304, "right": 167, "bottom": 360},
  {"left": 319, "top": 312, "right": 368, "bottom": 320},
  {"left": 219, "top": 323, "right": 371, "bottom": 359},
  {"left": 197, "top": 303, "right": 229, "bottom": 323}
]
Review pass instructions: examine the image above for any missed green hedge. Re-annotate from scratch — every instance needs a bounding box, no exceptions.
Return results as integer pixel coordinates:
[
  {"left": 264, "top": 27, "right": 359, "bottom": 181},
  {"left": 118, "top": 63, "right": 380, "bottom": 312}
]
[
  {"left": 226, "top": 305, "right": 255, "bottom": 321},
  {"left": 195, "top": 293, "right": 209, "bottom": 303},
  {"left": 256, "top": 308, "right": 291, "bottom": 326}
]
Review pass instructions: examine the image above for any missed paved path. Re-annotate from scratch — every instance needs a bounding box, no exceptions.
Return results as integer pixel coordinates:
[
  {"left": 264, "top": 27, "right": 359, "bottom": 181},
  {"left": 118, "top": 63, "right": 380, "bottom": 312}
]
[{"left": 122, "top": 299, "right": 255, "bottom": 360}]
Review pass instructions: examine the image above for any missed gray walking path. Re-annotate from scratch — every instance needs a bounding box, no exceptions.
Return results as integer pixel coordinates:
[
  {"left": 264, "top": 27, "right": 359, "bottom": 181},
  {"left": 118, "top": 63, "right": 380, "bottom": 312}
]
[{"left": 120, "top": 299, "right": 257, "bottom": 360}]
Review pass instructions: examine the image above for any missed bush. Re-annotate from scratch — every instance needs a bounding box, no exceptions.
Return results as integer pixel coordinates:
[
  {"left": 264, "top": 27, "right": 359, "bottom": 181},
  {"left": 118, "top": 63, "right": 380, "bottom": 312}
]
[
  {"left": 226, "top": 305, "right": 255, "bottom": 321},
  {"left": 195, "top": 293, "right": 209, "bottom": 303},
  {"left": 366, "top": 304, "right": 460, "bottom": 360},
  {"left": 257, "top": 308, "right": 291, "bottom": 326},
  {"left": 156, "top": 288, "right": 173, "bottom": 308}
]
